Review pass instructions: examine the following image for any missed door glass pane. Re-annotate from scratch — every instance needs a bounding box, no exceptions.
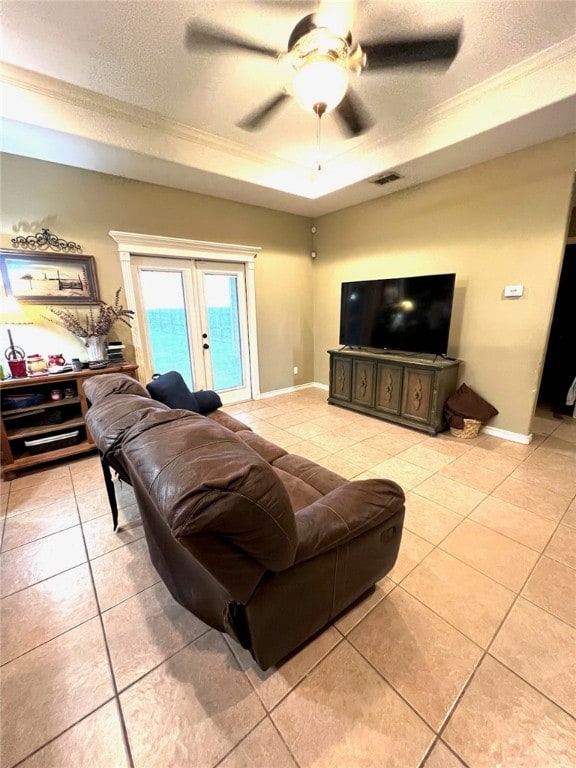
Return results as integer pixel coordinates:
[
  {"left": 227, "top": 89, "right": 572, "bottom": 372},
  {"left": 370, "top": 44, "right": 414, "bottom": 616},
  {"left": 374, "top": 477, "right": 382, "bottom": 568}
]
[
  {"left": 140, "top": 270, "right": 194, "bottom": 389},
  {"left": 204, "top": 273, "right": 244, "bottom": 390}
]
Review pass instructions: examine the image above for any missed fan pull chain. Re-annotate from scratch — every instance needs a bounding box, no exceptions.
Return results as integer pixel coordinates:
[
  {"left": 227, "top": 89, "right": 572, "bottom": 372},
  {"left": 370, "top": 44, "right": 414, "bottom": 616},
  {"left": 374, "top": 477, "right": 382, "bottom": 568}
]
[
  {"left": 316, "top": 110, "right": 322, "bottom": 171},
  {"left": 314, "top": 102, "right": 327, "bottom": 172}
]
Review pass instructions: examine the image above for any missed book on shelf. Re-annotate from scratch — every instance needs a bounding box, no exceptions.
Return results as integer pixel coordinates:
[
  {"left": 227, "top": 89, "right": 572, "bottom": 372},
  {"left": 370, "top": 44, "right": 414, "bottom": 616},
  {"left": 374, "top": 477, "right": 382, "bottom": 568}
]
[{"left": 106, "top": 340, "right": 125, "bottom": 363}]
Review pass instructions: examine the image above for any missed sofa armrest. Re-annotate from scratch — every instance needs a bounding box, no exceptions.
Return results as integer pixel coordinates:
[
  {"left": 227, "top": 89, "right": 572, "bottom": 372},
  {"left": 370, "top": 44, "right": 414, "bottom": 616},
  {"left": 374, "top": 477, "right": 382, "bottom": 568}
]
[{"left": 294, "top": 478, "right": 405, "bottom": 563}]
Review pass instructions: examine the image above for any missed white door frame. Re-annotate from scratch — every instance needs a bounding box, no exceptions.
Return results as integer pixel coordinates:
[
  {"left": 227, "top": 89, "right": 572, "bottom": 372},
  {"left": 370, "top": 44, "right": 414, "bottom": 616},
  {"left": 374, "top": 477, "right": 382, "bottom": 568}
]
[{"left": 109, "top": 231, "right": 261, "bottom": 399}]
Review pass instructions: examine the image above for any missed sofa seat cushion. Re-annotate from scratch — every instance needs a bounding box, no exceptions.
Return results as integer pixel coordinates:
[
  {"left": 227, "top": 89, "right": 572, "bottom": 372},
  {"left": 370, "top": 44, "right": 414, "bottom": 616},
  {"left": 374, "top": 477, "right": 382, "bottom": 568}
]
[
  {"left": 233, "top": 434, "right": 342, "bottom": 511},
  {"left": 273, "top": 454, "right": 347, "bottom": 496},
  {"left": 119, "top": 409, "right": 298, "bottom": 572},
  {"left": 207, "top": 410, "right": 252, "bottom": 433},
  {"left": 235, "top": 430, "right": 287, "bottom": 463},
  {"left": 271, "top": 467, "right": 323, "bottom": 512}
]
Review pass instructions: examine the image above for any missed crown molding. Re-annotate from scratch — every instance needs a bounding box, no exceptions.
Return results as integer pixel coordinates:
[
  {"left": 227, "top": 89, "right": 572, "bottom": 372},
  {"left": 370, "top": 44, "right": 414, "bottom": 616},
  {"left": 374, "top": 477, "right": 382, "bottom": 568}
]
[
  {"left": 0, "top": 62, "right": 307, "bottom": 174},
  {"left": 312, "top": 34, "right": 576, "bottom": 195},
  {"left": 406, "top": 34, "right": 576, "bottom": 133},
  {"left": 2, "top": 33, "right": 574, "bottom": 201}
]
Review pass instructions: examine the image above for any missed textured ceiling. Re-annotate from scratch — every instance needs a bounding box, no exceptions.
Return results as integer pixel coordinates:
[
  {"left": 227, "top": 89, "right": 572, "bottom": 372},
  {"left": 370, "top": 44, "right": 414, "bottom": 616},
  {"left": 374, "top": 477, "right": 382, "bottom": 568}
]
[{"left": 1, "top": 0, "right": 575, "bottom": 216}]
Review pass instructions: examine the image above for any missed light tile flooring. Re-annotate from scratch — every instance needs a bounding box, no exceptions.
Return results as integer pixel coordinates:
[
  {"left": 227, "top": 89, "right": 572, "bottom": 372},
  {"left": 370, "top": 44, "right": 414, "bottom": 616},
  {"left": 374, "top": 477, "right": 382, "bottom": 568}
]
[{"left": 1, "top": 389, "right": 575, "bottom": 768}]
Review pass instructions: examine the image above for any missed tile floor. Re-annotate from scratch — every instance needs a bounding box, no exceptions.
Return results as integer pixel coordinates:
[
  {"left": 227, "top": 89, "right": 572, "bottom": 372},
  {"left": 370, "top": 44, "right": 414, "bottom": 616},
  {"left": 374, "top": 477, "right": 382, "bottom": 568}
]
[{"left": 1, "top": 389, "right": 575, "bottom": 768}]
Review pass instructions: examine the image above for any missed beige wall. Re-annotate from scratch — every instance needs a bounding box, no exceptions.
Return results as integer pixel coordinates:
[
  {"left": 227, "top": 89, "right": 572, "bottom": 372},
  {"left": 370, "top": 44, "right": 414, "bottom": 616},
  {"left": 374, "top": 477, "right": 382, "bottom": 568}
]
[
  {"left": 0, "top": 155, "right": 314, "bottom": 393},
  {"left": 2, "top": 136, "right": 574, "bottom": 433},
  {"left": 313, "top": 135, "right": 576, "bottom": 436}
]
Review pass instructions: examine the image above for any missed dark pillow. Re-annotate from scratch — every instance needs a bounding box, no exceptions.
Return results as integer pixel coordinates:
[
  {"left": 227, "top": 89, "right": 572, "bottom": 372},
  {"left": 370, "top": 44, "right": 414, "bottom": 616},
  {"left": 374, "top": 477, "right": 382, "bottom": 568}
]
[
  {"left": 194, "top": 389, "right": 223, "bottom": 413},
  {"left": 146, "top": 371, "right": 223, "bottom": 414},
  {"left": 146, "top": 371, "right": 200, "bottom": 412}
]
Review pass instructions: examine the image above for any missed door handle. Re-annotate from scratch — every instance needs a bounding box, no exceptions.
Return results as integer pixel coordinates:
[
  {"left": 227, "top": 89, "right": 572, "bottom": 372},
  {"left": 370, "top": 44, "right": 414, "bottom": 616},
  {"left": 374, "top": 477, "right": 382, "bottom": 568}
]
[{"left": 203, "top": 343, "right": 210, "bottom": 350}]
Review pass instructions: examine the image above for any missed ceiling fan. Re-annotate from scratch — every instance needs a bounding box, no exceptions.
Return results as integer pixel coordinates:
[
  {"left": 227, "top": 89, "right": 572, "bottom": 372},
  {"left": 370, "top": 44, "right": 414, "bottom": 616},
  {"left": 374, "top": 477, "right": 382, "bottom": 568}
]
[{"left": 185, "top": 1, "right": 462, "bottom": 138}]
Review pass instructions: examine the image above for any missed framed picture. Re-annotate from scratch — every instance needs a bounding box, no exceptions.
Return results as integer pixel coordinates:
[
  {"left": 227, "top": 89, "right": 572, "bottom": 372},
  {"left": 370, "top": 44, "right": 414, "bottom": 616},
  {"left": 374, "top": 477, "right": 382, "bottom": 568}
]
[{"left": 0, "top": 250, "right": 100, "bottom": 304}]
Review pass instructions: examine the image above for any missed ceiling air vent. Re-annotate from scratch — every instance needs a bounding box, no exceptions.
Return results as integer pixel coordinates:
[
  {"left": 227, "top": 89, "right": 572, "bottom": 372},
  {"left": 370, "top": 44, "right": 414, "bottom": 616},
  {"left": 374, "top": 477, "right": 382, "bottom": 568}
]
[{"left": 371, "top": 171, "right": 402, "bottom": 186}]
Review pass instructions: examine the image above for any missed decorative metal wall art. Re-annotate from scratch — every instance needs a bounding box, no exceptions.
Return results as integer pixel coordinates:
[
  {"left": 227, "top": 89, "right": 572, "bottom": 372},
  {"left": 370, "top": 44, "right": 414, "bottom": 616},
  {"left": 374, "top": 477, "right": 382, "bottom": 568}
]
[{"left": 11, "top": 228, "right": 82, "bottom": 252}]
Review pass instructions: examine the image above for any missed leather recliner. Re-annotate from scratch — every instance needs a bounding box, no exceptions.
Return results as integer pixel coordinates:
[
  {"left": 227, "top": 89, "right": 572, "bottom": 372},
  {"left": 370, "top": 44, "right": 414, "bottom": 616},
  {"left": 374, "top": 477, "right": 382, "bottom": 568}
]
[{"left": 84, "top": 374, "right": 405, "bottom": 670}]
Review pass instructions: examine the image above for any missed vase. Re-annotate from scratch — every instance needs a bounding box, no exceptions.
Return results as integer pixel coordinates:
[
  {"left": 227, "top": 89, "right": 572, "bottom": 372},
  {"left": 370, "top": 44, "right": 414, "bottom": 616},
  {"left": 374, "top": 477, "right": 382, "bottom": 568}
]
[{"left": 82, "top": 335, "right": 107, "bottom": 362}]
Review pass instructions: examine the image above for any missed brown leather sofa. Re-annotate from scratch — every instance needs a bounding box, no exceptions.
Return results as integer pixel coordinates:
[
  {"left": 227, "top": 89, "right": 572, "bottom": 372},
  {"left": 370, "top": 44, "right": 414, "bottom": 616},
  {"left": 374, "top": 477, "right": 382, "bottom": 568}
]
[{"left": 84, "top": 373, "right": 405, "bottom": 670}]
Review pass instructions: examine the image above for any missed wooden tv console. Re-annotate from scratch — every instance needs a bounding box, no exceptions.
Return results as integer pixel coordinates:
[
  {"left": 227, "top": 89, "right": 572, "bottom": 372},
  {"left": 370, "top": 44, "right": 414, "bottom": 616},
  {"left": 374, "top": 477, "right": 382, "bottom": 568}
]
[{"left": 328, "top": 349, "right": 460, "bottom": 434}]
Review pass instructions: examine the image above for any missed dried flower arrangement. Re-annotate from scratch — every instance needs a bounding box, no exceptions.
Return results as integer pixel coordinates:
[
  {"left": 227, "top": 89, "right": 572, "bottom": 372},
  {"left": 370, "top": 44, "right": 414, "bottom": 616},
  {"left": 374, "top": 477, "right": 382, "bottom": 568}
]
[{"left": 45, "top": 288, "right": 135, "bottom": 340}]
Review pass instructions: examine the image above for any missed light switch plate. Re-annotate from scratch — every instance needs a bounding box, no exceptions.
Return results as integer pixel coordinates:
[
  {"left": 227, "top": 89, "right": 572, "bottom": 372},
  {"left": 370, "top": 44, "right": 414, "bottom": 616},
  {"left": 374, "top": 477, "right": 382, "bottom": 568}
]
[{"left": 504, "top": 284, "right": 524, "bottom": 298}]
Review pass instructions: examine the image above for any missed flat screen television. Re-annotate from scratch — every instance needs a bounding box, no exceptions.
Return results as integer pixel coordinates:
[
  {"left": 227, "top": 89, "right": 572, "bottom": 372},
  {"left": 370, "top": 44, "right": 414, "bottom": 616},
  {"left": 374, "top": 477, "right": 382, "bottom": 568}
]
[{"left": 339, "top": 273, "right": 456, "bottom": 356}]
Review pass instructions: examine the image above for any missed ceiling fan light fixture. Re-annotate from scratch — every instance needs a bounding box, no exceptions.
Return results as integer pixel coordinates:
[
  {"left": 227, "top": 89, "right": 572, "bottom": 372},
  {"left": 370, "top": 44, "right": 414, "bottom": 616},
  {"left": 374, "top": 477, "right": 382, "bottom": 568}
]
[{"left": 291, "top": 58, "right": 349, "bottom": 114}]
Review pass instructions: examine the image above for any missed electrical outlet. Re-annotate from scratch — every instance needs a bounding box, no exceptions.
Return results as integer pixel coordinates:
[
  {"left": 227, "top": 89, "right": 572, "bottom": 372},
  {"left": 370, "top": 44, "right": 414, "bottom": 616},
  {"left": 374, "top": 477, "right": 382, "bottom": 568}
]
[{"left": 293, "top": 366, "right": 298, "bottom": 375}]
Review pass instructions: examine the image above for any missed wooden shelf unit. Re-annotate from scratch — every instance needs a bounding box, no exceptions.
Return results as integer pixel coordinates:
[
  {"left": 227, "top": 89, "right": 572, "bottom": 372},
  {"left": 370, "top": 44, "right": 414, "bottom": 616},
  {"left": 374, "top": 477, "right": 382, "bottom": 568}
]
[
  {"left": 0, "top": 364, "right": 138, "bottom": 479},
  {"left": 328, "top": 349, "right": 460, "bottom": 434}
]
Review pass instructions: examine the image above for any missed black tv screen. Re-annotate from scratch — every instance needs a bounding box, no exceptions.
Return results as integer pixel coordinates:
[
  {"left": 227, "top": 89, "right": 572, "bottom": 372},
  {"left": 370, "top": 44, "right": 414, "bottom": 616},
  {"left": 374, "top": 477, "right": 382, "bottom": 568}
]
[{"left": 339, "top": 273, "right": 456, "bottom": 355}]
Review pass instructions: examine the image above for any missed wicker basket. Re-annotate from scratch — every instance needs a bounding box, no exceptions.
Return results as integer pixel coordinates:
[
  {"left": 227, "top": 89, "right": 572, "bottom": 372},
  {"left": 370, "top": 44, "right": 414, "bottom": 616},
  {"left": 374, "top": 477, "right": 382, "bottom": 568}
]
[{"left": 449, "top": 418, "right": 482, "bottom": 439}]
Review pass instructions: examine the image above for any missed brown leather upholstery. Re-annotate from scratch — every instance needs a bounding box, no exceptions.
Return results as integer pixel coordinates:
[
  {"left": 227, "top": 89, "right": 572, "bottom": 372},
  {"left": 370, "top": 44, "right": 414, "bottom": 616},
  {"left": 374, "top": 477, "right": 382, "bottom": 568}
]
[{"left": 84, "top": 373, "right": 405, "bottom": 669}]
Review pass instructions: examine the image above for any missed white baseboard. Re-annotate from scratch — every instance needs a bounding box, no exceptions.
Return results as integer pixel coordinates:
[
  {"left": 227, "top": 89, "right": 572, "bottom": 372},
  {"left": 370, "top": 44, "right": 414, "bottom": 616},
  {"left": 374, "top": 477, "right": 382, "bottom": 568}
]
[
  {"left": 258, "top": 382, "right": 326, "bottom": 399},
  {"left": 481, "top": 425, "right": 533, "bottom": 444}
]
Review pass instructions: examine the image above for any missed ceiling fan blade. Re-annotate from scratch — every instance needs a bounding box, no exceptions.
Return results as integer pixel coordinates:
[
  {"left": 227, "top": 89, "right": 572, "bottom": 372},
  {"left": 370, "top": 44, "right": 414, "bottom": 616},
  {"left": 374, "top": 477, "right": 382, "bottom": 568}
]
[
  {"left": 185, "top": 20, "right": 279, "bottom": 58},
  {"left": 334, "top": 90, "right": 373, "bottom": 137},
  {"left": 362, "top": 31, "right": 462, "bottom": 71},
  {"left": 237, "top": 92, "right": 291, "bottom": 131}
]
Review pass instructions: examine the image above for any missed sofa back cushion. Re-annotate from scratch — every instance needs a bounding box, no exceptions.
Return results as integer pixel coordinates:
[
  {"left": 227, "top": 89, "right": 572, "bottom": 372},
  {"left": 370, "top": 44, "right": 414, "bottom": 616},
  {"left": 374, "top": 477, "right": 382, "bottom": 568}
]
[
  {"left": 84, "top": 373, "right": 150, "bottom": 401},
  {"left": 120, "top": 410, "right": 298, "bottom": 574},
  {"left": 84, "top": 375, "right": 170, "bottom": 477},
  {"left": 85, "top": 393, "right": 170, "bottom": 461}
]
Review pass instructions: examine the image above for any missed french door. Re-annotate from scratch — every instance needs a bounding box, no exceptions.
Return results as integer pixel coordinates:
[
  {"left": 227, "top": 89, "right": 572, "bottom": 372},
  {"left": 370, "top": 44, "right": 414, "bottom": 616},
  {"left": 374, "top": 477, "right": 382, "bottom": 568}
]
[{"left": 131, "top": 256, "right": 252, "bottom": 404}]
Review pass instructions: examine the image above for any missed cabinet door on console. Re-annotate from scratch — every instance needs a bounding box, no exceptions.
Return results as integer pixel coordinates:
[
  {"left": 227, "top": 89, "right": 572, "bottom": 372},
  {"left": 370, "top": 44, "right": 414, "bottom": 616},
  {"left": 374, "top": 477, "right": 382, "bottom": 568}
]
[
  {"left": 401, "top": 369, "right": 435, "bottom": 423},
  {"left": 352, "top": 360, "right": 376, "bottom": 407},
  {"left": 375, "top": 364, "right": 402, "bottom": 414},
  {"left": 330, "top": 356, "right": 352, "bottom": 401}
]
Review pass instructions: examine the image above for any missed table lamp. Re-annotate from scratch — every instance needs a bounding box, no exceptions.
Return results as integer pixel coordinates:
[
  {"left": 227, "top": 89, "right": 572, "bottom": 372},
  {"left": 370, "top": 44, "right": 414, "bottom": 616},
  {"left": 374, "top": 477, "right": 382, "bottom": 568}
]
[{"left": 0, "top": 295, "right": 30, "bottom": 377}]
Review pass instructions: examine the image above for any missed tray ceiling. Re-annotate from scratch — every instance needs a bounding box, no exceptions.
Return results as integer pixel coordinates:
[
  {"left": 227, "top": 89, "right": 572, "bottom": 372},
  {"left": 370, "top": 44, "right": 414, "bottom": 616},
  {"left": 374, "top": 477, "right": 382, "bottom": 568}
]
[{"left": 1, "top": 0, "right": 575, "bottom": 216}]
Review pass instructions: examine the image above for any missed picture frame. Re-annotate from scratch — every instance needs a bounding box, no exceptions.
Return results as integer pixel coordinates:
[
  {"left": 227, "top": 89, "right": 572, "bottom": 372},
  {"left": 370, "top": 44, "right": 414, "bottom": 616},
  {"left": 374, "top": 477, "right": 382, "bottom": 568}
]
[{"left": 0, "top": 250, "right": 100, "bottom": 304}]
